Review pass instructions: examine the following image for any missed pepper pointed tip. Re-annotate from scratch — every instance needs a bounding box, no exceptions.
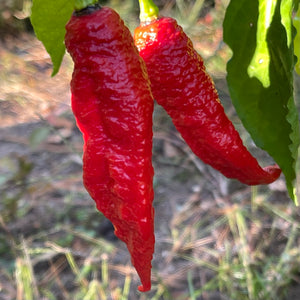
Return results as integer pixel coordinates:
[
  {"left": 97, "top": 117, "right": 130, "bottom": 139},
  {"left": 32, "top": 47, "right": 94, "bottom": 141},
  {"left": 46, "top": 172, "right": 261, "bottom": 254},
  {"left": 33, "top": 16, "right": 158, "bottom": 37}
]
[
  {"left": 138, "top": 283, "right": 151, "bottom": 292},
  {"left": 262, "top": 164, "right": 281, "bottom": 183}
]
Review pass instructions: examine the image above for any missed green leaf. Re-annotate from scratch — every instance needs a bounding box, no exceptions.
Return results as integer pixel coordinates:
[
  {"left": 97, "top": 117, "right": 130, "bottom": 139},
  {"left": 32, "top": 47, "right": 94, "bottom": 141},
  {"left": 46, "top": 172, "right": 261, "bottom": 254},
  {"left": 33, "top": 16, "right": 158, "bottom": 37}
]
[
  {"left": 223, "top": 0, "right": 299, "bottom": 202},
  {"left": 30, "top": 0, "right": 75, "bottom": 76}
]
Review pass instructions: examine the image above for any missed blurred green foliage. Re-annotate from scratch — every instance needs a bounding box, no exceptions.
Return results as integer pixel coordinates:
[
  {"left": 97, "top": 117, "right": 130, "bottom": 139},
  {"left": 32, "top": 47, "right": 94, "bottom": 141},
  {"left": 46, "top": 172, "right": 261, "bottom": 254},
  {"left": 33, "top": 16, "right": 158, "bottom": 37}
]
[{"left": 0, "top": 0, "right": 32, "bottom": 36}]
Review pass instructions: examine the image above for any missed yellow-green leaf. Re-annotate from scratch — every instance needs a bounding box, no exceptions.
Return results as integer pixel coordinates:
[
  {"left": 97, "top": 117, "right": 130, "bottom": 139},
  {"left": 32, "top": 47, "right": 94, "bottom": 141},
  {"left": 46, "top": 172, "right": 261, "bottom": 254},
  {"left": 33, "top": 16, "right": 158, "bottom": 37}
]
[
  {"left": 247, "top": 0, "right": 276, "bottom": 88},
  {"left": 294, "top": 5, "right": 300, "bottom": 74}
]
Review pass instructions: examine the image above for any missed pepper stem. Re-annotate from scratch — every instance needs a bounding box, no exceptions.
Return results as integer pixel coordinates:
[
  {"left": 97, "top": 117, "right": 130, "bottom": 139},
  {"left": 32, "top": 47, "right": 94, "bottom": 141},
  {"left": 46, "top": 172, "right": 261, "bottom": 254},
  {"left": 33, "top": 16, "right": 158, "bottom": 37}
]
[
  {"left": 74, "top": 0, "right": 99, "bottom": 11},
  {"left": 138, "top": 0, "right": 159, "bottom": 23}
]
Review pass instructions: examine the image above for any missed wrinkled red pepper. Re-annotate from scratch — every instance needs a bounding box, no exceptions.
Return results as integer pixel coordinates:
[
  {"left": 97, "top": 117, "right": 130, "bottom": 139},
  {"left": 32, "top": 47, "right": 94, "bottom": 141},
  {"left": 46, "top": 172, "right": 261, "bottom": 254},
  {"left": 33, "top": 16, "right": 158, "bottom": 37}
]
[
  {"left": 65, "top": 4, "right": 154, "bottom": 292},
  {"left": 134, "top": 12, "right": 281, "bottom": 185}
]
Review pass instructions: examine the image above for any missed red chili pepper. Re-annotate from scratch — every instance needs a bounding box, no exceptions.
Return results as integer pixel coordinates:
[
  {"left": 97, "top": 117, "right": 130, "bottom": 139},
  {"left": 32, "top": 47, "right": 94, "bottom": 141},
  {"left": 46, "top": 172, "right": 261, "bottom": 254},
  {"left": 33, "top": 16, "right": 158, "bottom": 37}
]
[
  {"left": 65, "top": 4, "right": 154, "bottom": 292},
  {"left": 134, "top": 12, "right": 281, "bottom": 185}
]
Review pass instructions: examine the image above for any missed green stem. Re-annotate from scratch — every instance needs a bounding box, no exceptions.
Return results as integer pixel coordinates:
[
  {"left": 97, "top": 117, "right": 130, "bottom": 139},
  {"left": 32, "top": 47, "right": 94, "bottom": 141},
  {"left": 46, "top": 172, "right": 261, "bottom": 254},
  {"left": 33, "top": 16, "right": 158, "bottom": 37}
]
[
  {"left": 74, "top": 0, "right": 99, "bottom": 11},
  {"left": 138, "top": 0, "right": 159, "bottom": 23}
]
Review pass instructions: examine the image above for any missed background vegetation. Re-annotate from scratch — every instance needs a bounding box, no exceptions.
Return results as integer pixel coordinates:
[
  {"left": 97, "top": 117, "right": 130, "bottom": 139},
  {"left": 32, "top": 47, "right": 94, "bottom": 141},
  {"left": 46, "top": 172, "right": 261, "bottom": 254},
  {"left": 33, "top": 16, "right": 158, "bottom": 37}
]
[{"left": 1, "top": 0, "right": 300, "bottom": 299}]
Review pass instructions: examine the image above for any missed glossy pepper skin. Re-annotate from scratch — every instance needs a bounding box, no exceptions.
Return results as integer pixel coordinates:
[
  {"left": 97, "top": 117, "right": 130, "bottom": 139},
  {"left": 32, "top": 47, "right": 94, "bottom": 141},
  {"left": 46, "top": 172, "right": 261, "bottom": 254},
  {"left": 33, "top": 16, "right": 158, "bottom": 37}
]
[
  {"left": 134, "top": 17, "right": 281, "bottom": 185},
  {"left": 65, "top": 5, "right": 154, "bottom": 292}
]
